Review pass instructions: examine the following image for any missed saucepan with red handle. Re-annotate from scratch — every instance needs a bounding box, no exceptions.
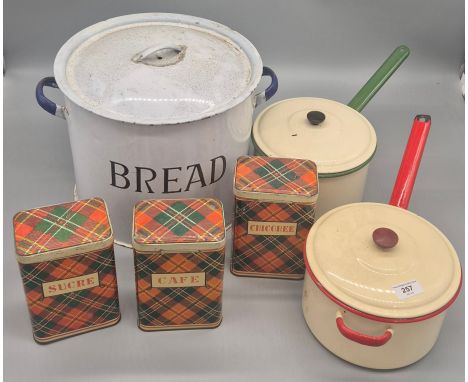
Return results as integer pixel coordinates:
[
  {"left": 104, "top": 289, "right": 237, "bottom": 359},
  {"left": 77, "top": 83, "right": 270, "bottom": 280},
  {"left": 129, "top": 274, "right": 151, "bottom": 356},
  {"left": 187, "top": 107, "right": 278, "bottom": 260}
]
[{"left": 302, "top": 115, "right": 462, "bottom": 369}]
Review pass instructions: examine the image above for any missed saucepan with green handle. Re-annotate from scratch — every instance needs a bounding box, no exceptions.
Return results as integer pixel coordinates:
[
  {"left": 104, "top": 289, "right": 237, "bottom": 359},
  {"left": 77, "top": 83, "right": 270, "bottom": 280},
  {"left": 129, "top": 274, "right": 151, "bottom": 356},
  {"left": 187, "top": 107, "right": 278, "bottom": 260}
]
[{"left": 252, "top": 45, "right": 410, "bottom": 218}]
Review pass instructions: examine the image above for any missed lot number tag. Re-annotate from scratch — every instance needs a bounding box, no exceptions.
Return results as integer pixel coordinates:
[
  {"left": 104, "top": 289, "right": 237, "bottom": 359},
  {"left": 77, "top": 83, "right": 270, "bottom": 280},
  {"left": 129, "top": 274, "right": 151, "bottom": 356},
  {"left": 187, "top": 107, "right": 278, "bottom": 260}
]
[{"left": 392, "top": 280, "right": 424, "bottom": 300}]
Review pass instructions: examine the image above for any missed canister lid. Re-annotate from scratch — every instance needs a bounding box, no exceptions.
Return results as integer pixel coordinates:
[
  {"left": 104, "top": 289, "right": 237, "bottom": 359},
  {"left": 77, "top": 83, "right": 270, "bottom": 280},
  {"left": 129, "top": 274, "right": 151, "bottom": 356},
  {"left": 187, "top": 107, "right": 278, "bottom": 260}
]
[
  {"left": 305, "top": 203, "right": 462, "bottom": 319},
  {"left": 252, "top": 98, "right": 377, "bottom": 177},
  {"left": 132, "top": 198, "right": 225, "bottom": 253},
  {"left": 55, "top": 13, "right": 262, "bottom": 125},
  {"left": 13, "top": 198, "right": 113, "bottom": 264},
  {"left": 234, "top": 156, "right": 318, "bottom": 203}
]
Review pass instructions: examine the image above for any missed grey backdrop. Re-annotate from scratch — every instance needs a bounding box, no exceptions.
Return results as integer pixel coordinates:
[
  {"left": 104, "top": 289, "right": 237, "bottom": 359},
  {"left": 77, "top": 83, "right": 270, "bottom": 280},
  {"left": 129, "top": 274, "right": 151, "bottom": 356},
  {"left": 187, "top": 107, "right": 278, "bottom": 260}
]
[{"left": 3, "top": 0, "right": 465, "bottom": 381}]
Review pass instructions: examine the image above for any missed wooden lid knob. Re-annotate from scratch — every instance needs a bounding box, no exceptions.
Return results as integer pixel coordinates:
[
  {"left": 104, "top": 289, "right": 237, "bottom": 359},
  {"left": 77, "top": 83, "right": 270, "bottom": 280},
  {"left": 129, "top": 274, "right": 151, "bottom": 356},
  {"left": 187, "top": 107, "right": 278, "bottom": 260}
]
[{"left": 373, "top": 227, "right": 399, "bottom": 249}]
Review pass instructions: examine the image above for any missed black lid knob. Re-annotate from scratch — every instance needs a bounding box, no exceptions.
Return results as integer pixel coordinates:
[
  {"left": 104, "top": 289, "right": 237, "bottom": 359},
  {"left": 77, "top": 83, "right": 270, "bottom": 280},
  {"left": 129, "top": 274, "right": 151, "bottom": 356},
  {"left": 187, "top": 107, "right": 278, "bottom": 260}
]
[{"left": 307, "top": 111, "right": 326, "bottom": 125}]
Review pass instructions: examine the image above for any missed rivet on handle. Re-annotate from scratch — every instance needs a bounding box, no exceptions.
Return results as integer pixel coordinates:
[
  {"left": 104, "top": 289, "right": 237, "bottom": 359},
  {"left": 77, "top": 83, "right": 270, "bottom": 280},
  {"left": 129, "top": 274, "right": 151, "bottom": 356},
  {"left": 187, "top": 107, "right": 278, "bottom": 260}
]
[{"left": 373, "top": 227, "right": 399, "bottom": 249}]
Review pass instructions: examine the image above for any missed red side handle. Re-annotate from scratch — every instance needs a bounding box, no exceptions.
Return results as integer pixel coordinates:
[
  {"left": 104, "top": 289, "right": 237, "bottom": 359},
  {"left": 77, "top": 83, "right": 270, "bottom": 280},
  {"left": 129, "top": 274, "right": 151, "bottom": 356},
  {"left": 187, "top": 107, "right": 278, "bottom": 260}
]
[
  {"left": 389, "top": 115, "right": 431, "bottom": 209},
  {"left": 336, "top": 314, "right": 393, "bottom": 347}
]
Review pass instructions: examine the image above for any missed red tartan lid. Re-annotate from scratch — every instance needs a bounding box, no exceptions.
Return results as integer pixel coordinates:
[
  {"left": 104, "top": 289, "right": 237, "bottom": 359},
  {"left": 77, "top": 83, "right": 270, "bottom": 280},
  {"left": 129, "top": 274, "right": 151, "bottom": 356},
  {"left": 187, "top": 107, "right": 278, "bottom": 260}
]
[
  {"left": 133, "top": 198, "right": 225, "bottom": 252},
  {"left": 234, "top": 156, "right": 318, "bottom": 203},
  {"left": 13, "top": 198, "right": 113, "bottom": 264}
]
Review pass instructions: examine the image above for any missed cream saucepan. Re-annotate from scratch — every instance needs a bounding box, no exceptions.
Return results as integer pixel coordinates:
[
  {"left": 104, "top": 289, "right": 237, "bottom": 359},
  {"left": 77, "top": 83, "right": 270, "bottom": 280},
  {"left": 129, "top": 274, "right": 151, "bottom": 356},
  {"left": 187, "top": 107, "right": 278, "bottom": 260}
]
[
  {"left": 253, "top": 46, "right": 410, "bottom": 218},
  {"left": 302, "top": 115, "right": 462, "bottom": 369}
]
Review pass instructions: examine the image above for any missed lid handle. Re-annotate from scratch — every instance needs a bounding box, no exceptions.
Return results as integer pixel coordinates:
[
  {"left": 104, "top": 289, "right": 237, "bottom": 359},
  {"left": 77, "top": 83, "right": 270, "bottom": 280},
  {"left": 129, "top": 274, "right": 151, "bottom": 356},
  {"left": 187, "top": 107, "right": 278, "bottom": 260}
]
[
  {"left": 389, "top": 115, "right": 431, "bottom": 209},
  {"left": 132, "top": 45, "right": 187, "bottom": 67},
  {"left": 348, "top": 45, "right": 410, "bottom": 112},
  {"left": 307, "top": 111, "right": 326, "bottom": 125},
  {"left": 372, "top": 227, "right": 399, "bottom": 249}
]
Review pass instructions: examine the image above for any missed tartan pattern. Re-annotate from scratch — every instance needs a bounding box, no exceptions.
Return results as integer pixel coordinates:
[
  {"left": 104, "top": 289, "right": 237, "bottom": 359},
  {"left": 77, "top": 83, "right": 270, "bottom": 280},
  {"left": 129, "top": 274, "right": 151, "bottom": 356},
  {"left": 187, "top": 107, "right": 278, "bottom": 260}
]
[
  {"left": 134, "top": 250, "right": 224, "bottom": 329},
  {"left": 134, "top": 198, "right": 225, "bottom": 245},
  {"left": 234, "top": 156, "right": 318, "bottom": 197},
  {"left": 19, "top": 247, "right": 120, "bottom": 342},
  {"left": 14, "top": 198, "right": 111, "bottom": 257},
  {"left": 232, "top": 198, "right": 315, "bottom": 278}
]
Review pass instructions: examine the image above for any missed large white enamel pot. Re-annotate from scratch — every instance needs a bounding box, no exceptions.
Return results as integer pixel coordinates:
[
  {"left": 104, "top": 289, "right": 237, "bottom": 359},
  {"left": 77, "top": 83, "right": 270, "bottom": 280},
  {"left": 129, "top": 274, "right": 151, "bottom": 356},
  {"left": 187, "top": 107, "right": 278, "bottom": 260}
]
[
  {"left": 302, "top": 115, "right": 462, "bottom": 369},
  {"left": 36, "top": 13, "right": 278, "bottom": 246},
  {"left": 253, "top": 46, "right": 410, "bottom": 218}
]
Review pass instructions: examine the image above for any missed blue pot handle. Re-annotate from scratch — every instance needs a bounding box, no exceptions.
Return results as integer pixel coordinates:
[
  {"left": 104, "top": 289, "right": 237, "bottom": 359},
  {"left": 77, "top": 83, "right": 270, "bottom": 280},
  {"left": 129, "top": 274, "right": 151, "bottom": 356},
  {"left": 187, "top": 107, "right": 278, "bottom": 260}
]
[
  {"left": 254, "top": 66, "right": 278, "bottom": 107},
  {"left": 36, "top": 77, "right": 66, "bottom": 119}
]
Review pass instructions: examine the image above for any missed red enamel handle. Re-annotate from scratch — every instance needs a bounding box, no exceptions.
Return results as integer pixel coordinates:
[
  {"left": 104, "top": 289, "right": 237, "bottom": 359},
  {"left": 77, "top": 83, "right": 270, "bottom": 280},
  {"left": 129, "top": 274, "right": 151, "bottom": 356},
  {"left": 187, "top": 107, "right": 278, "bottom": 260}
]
[
  {"left": 336, "top": 313, "right": 393, "bottom": 347},
  {"left": 389, "top": 115, "right": 432, "bottom": 209}
]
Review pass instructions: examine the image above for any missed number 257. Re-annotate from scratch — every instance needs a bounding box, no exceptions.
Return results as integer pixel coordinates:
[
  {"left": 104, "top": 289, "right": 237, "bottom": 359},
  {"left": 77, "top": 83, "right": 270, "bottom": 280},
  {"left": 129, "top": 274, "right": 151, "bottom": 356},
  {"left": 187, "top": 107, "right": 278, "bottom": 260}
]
[{"left": 401, "top": 286, "right": 413, "bottom": 293}]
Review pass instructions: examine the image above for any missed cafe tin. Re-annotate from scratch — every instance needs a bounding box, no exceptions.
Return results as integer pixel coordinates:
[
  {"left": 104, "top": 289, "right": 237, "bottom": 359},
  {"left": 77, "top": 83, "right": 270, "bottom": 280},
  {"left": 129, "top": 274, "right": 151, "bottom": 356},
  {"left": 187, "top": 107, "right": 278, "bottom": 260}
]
[
  {"left": 13, "top": 198, "right": 120, "bottom": 343},
  {"left": 231, "top": 156, "right": 318, "bottom": 279},
  {"left": 132, "top": 198, "right": 226, "bottom": 331}
]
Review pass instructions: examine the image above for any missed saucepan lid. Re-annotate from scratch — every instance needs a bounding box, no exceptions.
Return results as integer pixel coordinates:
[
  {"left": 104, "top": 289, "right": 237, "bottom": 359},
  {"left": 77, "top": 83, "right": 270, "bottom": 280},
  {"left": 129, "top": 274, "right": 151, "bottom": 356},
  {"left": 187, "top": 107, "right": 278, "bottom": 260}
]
[
  {"left": 252, "top": 97, "right": 377, "bottom": 177},
  {"left": 305, "top": 202, "right": 461, "bottom": 319}
]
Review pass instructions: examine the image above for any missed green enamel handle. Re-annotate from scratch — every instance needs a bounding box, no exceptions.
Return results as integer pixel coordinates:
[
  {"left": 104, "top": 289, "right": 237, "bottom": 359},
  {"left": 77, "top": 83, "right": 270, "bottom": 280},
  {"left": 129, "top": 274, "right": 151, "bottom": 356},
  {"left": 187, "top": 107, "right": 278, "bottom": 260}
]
[{"left": 348, "top": 45, "right": 410, "bottom": 112}]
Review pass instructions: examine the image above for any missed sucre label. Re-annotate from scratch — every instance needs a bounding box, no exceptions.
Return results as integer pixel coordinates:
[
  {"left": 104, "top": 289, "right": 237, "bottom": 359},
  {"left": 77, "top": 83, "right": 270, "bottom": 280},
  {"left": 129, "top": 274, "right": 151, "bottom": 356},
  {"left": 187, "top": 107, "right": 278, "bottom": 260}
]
[
  {"left": 151, "top": 272, "right": 206, "bottom": 288},
  {"left": 247, "top": 221, "right": 297, "bottom": 236},
  {"left": 43, "top": 272, "right": 100, "bottom": 297}
]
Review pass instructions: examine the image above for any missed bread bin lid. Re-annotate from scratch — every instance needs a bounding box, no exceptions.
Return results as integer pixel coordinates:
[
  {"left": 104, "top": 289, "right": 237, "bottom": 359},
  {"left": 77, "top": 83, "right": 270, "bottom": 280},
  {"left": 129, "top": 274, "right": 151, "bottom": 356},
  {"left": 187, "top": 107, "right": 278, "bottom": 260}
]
[
  {"left": 132, "top": 198, "right": 225, "bottom": 253},
  {"left": 13, "top": 198, "right": 113, "bottom": 264},
  {"left": 252, "top": 97, "right": 377, "bottom": 177},
  {"left": 54, "top": 13, "right": 263, "bottom": 125},
  {"left": 305, "top": 203, "right": 462, "bottom": 319}
]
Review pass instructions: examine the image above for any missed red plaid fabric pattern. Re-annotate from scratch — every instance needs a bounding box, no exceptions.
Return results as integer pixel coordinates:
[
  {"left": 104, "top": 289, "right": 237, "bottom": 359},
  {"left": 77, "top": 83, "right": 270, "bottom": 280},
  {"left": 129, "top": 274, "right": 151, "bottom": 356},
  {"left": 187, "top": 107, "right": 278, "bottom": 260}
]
[
  {"left": 19, "top": 248, "right": 120, "bottom": 343},
  {"left": 134, "top": 198, "right": 225, "bottom": 245},
  {"left": 232, "top": 198, "right": 315, "bottom": 279},
  {"left": 232, "top": 156, "right": 317, "bottom": 279},
  {"left": 14, "top": 198, "right": 111, "bottom": 257},
  {"left": 135, "top": 250, "right": 224, "bottom": 330},
  {"left": 234, "top": 156, "right": 318, "bottom": 197}
]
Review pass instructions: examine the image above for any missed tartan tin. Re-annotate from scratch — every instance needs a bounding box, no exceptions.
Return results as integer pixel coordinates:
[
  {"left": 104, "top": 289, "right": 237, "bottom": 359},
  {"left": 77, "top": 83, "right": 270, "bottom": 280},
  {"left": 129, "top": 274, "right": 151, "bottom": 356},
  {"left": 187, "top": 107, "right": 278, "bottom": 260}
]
[
  {"left": 13, "top": 197, "right": 121, "bottom": 344},
  {"left": 132, "top": 198, "right": 226, "bottom": 331},
  {"left": 232, "top": 156, "right": 318, "bottom": 279}
]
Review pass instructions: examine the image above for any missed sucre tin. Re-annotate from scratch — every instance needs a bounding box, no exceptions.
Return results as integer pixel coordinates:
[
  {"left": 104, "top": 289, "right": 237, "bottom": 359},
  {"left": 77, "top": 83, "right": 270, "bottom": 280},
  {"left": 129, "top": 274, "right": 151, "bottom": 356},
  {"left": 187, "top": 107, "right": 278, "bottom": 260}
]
[
  {"left": 13, "top": 198, "right": 121, "bottom": 343},
  {"left": 132, "top": 198, "right": 226, "bottom": 331},
  {"left": 231, "top": 156, "right": 318, "bottom": 279}
]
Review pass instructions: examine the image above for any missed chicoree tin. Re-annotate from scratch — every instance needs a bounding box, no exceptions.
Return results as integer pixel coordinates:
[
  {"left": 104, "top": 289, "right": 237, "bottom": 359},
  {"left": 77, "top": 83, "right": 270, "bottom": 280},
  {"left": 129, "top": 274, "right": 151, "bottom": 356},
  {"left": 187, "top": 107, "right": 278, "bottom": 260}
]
[
  {"left": 132, "top": 198, "right": 226, "bottom": 331},
  {"left": 13, "top": 197, "right": 120, "bottom": 344},
  {"left": 231, "top": 156, "right": 318, "bottom": 279},
  {"left": 252, "top": 97, "right": 376, "bottom": 218}
]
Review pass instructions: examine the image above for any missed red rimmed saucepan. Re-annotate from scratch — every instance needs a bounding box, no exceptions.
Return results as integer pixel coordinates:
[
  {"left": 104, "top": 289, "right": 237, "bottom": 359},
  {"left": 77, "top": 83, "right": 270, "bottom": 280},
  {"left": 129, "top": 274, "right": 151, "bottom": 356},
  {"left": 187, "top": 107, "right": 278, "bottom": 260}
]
[{"left": 302, "top": 115, "right": 462, "bottom": 369}]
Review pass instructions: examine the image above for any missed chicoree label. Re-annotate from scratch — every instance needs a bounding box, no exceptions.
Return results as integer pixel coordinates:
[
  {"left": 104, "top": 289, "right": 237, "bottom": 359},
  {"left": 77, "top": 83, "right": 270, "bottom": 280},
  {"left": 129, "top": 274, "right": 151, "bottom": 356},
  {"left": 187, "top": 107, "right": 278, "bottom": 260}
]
[
  {"left": 152, "top": 272, "right": 206, "bottom": 288},
  {"left": 248, "top": 221, "right": 297, "bottom": 236},
  {"left": 42, "top": 272, "right": 100, "bottom": 297}
]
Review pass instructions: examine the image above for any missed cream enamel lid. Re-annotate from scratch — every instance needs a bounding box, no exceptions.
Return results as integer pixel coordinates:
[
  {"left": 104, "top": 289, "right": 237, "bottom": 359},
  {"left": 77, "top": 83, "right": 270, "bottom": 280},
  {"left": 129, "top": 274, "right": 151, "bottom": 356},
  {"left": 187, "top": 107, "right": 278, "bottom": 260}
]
[
  {"left": 54, "top": 13, "right": 263, "bottom": 125},
  {"left": 305, "top": 203, "right": 461, "bottom": 319},
  {"left": 252, "top": 98, "right": 377, "bottom": 176}
]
